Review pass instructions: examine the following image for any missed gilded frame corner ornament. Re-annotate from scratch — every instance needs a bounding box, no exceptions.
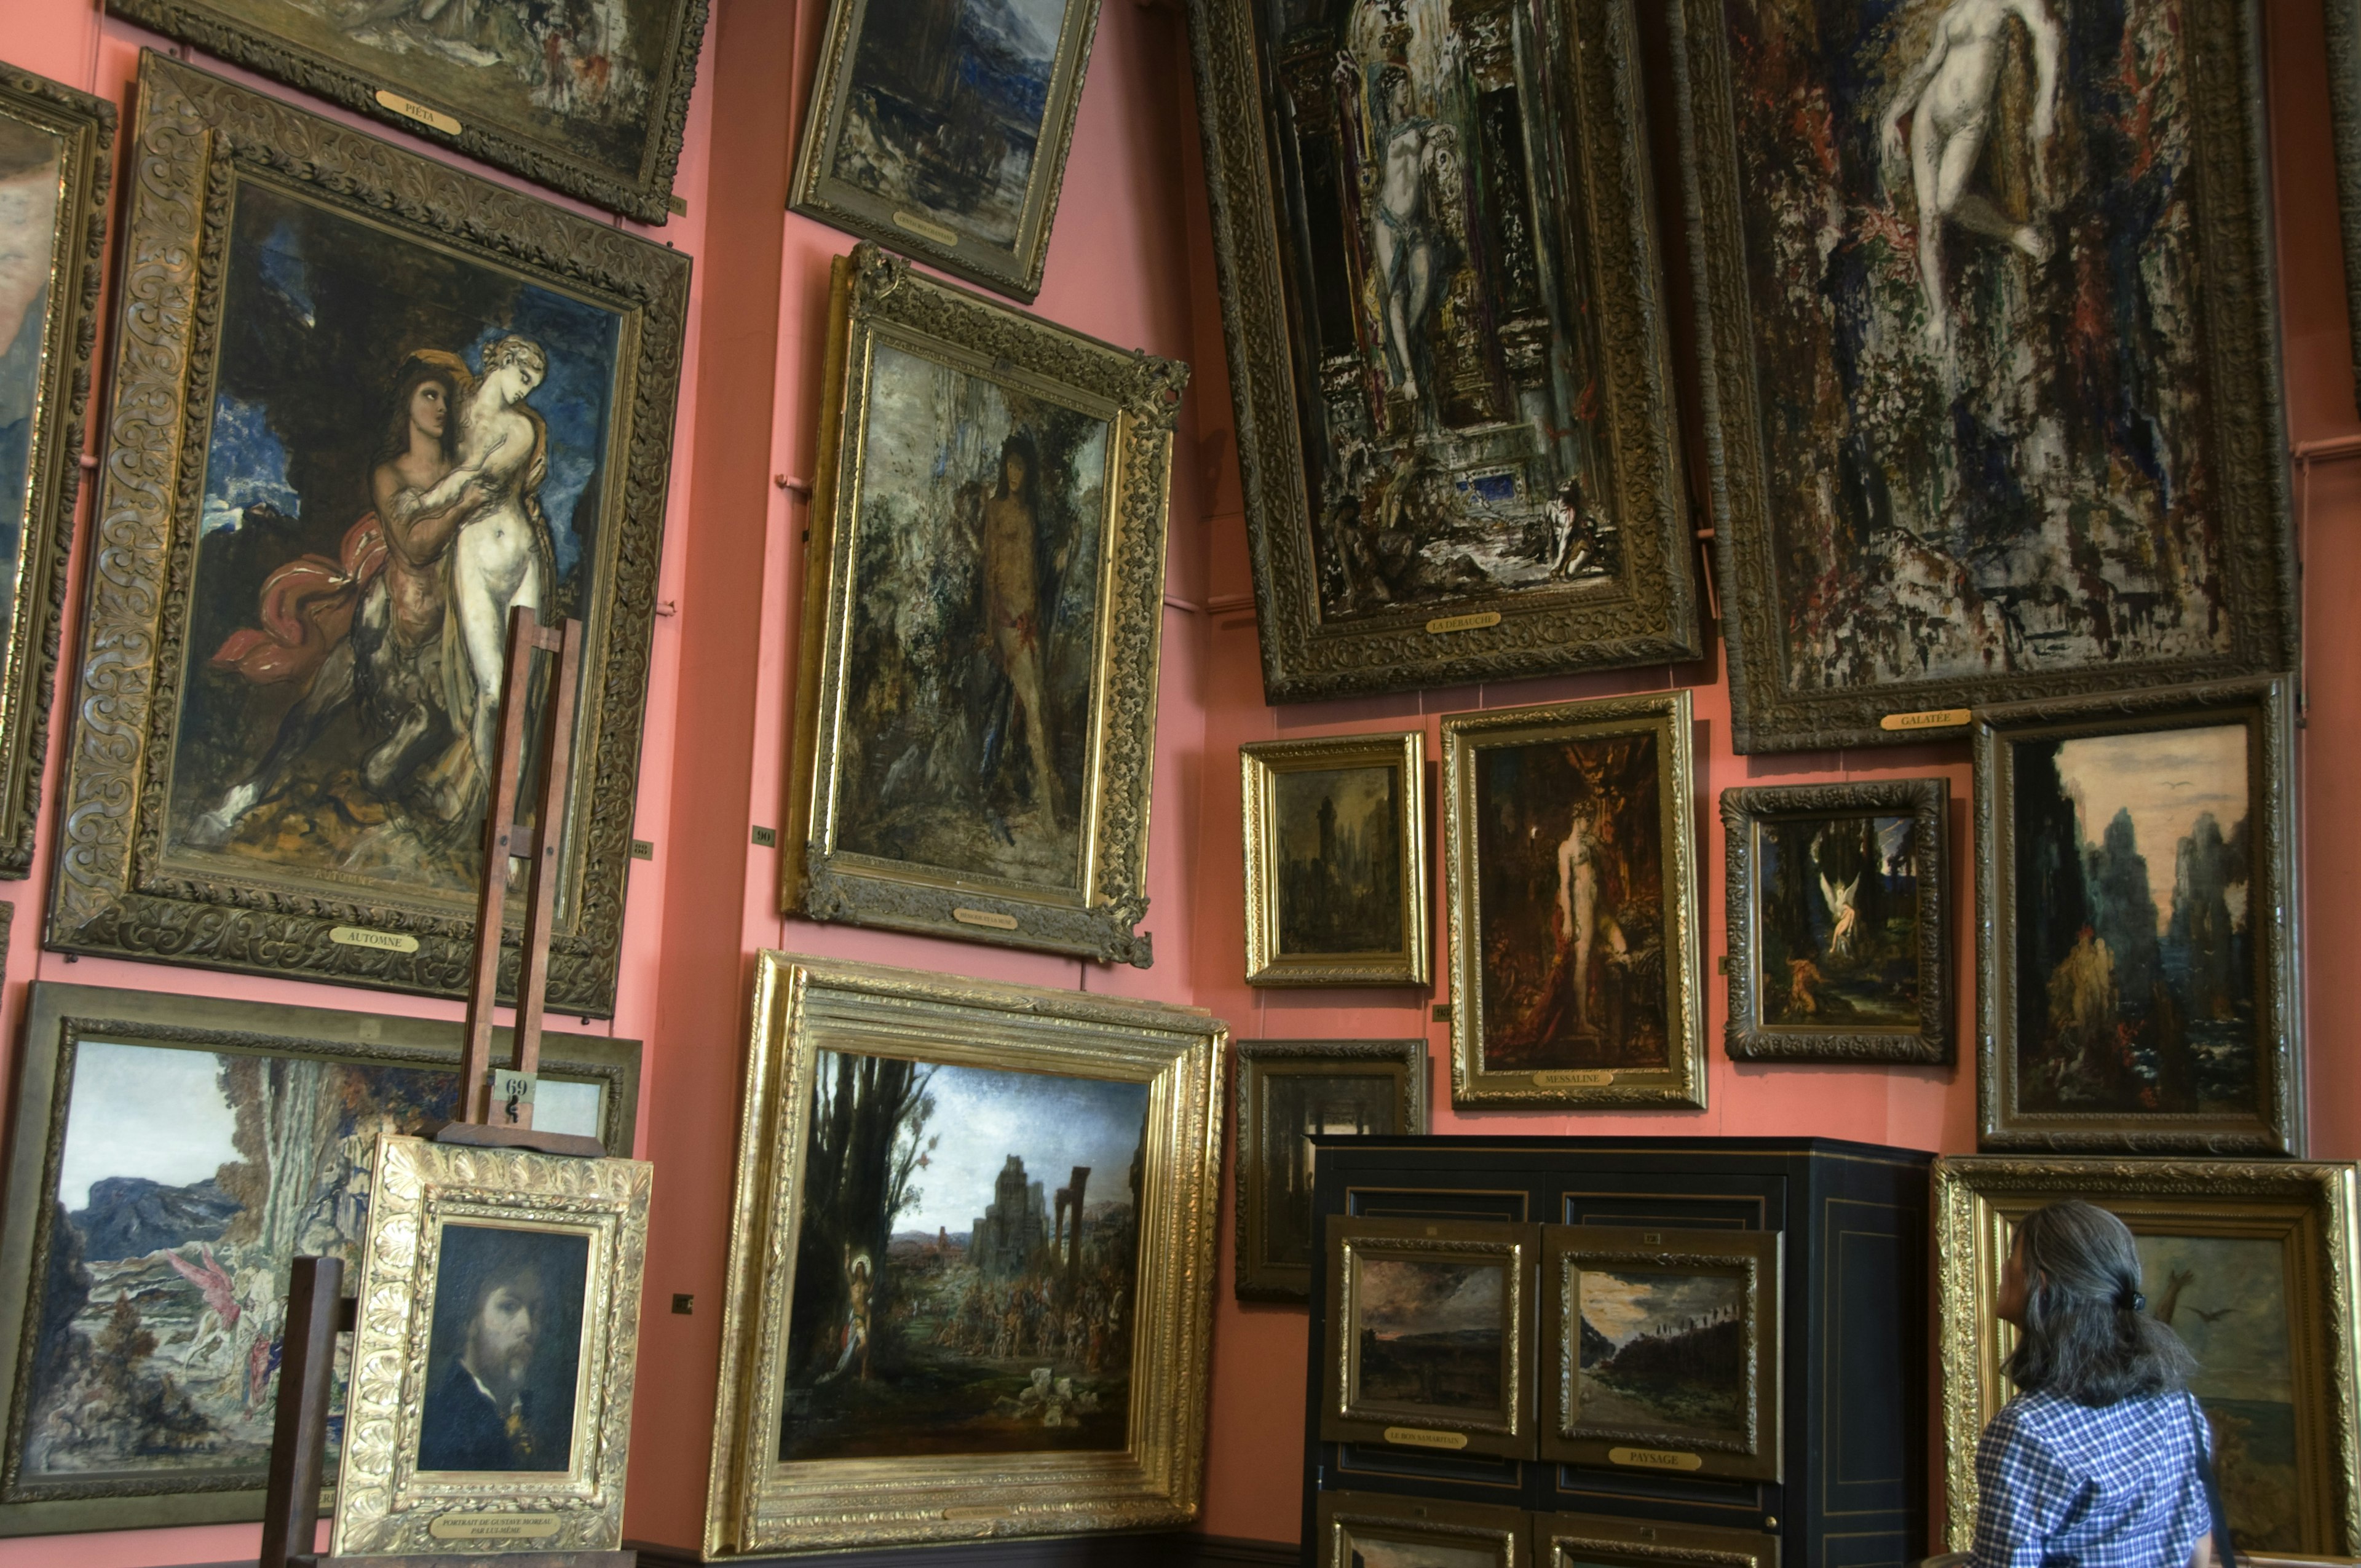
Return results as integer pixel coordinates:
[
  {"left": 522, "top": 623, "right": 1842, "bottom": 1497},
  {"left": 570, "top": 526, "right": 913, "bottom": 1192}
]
[
  {"left": 1316, "top": 1491, "right": 1530, "bottom": 1568},
  {"left": 702, "top": 951, "right": 1226, "bottom": 1558},
  {"left": 783, "top": 244, "right": 1186, "bottom": 966},
  {"left": 1721, "top": 778, "right": 1952, "bottom": 1065},
  {"left": 0, "top": 66, "right": 111, "bottom": 879},
  {"left": 330, "top": 1134, "right": 653, "bottom": 1556},
  {"left": 1240, "top": 731, "right": 1428, "bottom": 986},
  {"left": 48, "top": 53, "right": 689, "bottom": 1016},
  {"left": 1441, "top": 690, "right": 1704, "bottom": 1110},
  {"left": 1934, "top": 1157, "right": 2361, "bottom": 1556},
  {"left": 1972, "top": 676, "right": 2299, "bottom": 1155},
  {"left": 1184, "top": 0, "right": 1701, "bottom": 704}
]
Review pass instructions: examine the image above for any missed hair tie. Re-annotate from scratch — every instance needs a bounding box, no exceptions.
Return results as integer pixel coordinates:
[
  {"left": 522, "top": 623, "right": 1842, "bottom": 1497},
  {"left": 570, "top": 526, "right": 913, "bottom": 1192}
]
[{"left": 2118, "top": 1288, "right": 2145, "bottom": 1313}]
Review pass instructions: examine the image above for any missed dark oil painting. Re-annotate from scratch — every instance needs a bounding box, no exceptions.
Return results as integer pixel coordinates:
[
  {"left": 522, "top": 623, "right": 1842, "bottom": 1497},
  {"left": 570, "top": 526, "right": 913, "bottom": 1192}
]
[
  {"left": 418, "top": 1223, "right": 588, "bottom": 1474},
  {"left": 166, "top": 180, "right": 623, "bottom": 908},
  {"left": 1757, "top": 814, "right": 1920, "bottom": 1028},
  {"left": 781, "top": 1053, "right": 1149, "bottom": 1462},
  {"left": 1257, "top": 1073, "right": 1399, "bottom": 1272},
  {"left": 2012, "top": 724, "right": 2253, "bottom": 1115},
  {"left": 1576, "top": 1267, "right": 1744, "bottom": 1436},
  {"left": 1474, "top": 735, "right": 1666, "bottom": 1073},
  {"left": 1249, "top": 0, "right": 1624, "bottom": 620},
  {"left": 1275, "top": 764, "right": 1405, "bottom": 957},
  {"left": 1721, "top": 0, "right": 2237, "bottom": 690},
  {"left": 1347, "top": 1537, "right": 1498, "bottom": 1568},
  {"left": 0, "top": 115, "right": 64, "bottom": 677},
  {"left": 1353, "top": 1256, "right": 1506, "bottom": 1415},
  {"left": 832, "top": 344, "right": 1110, "bottom": 893}
]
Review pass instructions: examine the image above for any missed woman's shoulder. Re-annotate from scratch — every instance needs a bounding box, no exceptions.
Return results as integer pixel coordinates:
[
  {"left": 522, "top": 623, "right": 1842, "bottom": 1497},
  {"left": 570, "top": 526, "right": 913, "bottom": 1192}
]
[{"left": 1991, "top": 1386, "right": 2202, "bottom": 1449}]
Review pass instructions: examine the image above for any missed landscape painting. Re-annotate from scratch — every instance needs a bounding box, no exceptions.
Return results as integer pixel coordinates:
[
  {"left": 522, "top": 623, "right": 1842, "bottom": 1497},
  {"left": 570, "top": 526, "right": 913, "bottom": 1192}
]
[
  {"left": 1275, "top": 766, "right": 1404, "bottom": 958},
  {"left": 1351, "top": 1255, "right": 1507, "bottom": 1417},
  {"left": 779, "top": 1051, "right": 1149, "bottom": 1462},
  {"left": 1258, "top": 1072, "right": 1401, "bottom": 1273},
  {"left": 0, "top": 113, "right": 63, "bottom": 683},
  {"left": 1343, "top": 1536, "right": 1498, "bottom": 1568},
  {"left": 1575, "top": 1267, "right": 1744, "bottom": 1438},
  {"left": 1758, "top": 815, "right": 1918, "bottom": 1028}
]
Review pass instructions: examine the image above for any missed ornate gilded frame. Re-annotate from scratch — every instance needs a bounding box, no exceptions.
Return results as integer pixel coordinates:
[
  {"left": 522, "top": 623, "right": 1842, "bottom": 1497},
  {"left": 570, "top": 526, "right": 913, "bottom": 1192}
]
[
  {"left": 1540, "top": 1224, "right": 1780, "bottom": 1483},
  {"left": 0, "top": 980, "right": 639, "bottom": 1537},
  {"left": 329, "top": 1134, "right": 652, "bottom": 1555},
  {"left": 1721, "top": 778, "right": 1951, "bottom": 1065},
  {"left": 101, "top": 0, "right": 707, "bottom": 222},
  {"left": 0, "top": 67, "right": 109, "bottom": 879},
  {"left": 702, "top": 952, "right": 1225, "bottom": 1556},
  {"left": 1315, "top": 1491, "right": 1530, "bottom": 1568},
  {"left": 791, "top": 0, "right": 1099, "bottom": 300},
  {"left": 1671, "top": 0, "right": 2296, "bottom": 753},
  {"left": 1233, "top": 1037, "right": 1427, "bottom": 1302},
  {"left": 1974, "top": 677, "right": 2299, "bottom": 1155},
  {"left": 48, "top": 53, "right": 687, "bottom": 1016},
  {"left": 1241, "top": 731, "right": 1428, "bottom": 986},
  {"left": 1934, "top": 1157, "right": 2361, "bottom": 1556},
  {"left": 783, "top": 245, "right": 1185, "bottom": 965},
  {"left": 1441, "top": 691, "right": 1704, "bottom": 1109},
  {"left": 1185, "top": 0, "right": 1701, "bottom": 703},
  {"left": 1321, "top": 1216, "right": 1537, "bottom": 1459},
  {"left": 1539, "top": 1512, "right": 1781, "bottom": 1568}
]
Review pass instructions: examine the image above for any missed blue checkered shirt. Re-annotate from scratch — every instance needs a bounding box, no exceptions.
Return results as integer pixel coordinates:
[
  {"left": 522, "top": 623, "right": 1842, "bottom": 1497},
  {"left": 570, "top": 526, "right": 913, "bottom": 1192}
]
[{"left": 1971, "top": 1388, "right": 2213, "bottom": 1568}]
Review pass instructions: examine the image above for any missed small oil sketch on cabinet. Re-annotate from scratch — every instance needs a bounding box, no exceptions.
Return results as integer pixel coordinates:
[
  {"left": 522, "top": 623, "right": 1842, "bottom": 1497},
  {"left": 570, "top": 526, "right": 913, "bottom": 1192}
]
[
  {"left": 1315, "top": 1491, "right": 1530, "bottom": 1568},
  {"left": 1671, "top": 0, "right": 2297, "bottom": 752},
  {"left": 1540, "top": 1513, "right": 1781, "bottom": 1568},
  {"left": 1241, "top": 732, "right": 1428, "bottom": 986},
  {"left": 1936, "top": 1157, "right": 2361, "bottom": 1558},
  {"left": 103, "top": 0, "right": 708, "bottom": 221},
  {"left": 1185, "top": 0, "right": 1701, "bottom": 702},
  {"left": 329, "top": 1134, "right": 652, "bottom": 1555},
  {"left": 1974, "top": 678, "right": 2297, "bottom": 1155},
  {"left": 0, "top": 66, "right": 109, "bottom": 878},
  {"left": 1233, "top": 1038, "right": 1426, "bottom": 1301},
  {"left": 0, "top": 982, "right": 638, "bottom": 1537},
  {"left": 793, "top": 0, "right": 1102, "bottom": 299},
  {"left": 1722, "top": 779, "right": 1951, "bottom": 1064},
  {"left": 785, "top": 244, "right": 1185, "bottom": 965},
  {"left": 703, "top": 952, "right": 1224, "bottom": 1556},
  {"left": 50, "top": 54, "right": 689, "bottom": 1016},
  {"left": 1441, "top": 692, "right": 1703, "bottom": 1109}
]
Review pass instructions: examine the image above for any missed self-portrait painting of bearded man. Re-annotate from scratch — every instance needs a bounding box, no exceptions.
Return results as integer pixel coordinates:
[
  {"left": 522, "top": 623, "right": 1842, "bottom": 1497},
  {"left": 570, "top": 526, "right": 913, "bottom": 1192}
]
[{"left": 417, "top": 1224, "right": 590, "bottom": 1474}]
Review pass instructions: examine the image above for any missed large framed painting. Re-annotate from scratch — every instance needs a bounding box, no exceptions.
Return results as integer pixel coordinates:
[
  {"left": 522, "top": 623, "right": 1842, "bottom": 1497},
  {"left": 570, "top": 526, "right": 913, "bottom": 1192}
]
[
  {"left": 1440, "top": 691, "right": 1704, "bottom": 1109},
  {"left": 1540, "top": 1224, "right": 1781, "bottom": 1483},
  {"left": 103, "top": 0, "right": 708, "bottom": 222},
  {"left": 791, "top": 0, "right": 1101, "bottom": 300},
  {"left": 1233, "top": 1037, "right": 1426, "bottom": 1302},
  {"left": 1186, "top": 0, "right": 1702, "bottom": 703},
  {"left": 0, "top": 66, "right": 109, "bottom": 879},
  {"left": 1936, "top": 1157, "right": 2361, "bottom": 1557},
  {"left": 702, "top": 952, "right": 1223, "bottom": 1555},
  {"left": 784, "top": 244, "right": 1185, "bottom": 965},
  {"left": 1671, "top": 0, "right": 2297, "bottom": 752},
  {"left": 329, "top": 1134, "right": 651, "bottom": 1555},
  {"left": 1240, "top": 731, "right": 1428, "bottom": 986},
  {"left": 1722, "top": 779, "right": 1950, "bottom": 1064},
  {"left": 0, "top": 980, "right": 639, "bottom": 1537},
  {"left": 49, "top": 53, "right": 689, "bottom": 1015},
  {"left": 1539, "top": 1513, "right": 1781, "bottom": 1568},
  {"left": 1314, "top": 1491, "right": 1530, "bottom": 1568},
  {"left": 1973, "top": 677, "right": 2296, "bottom": 1155}
]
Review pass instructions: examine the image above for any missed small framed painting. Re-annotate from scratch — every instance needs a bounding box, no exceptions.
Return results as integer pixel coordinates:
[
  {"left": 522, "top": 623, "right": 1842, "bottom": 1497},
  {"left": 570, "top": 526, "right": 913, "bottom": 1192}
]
[
  {"left": 1539, "top": 1512, "right": 1779, "bottom": 1568},
  {"left": 1315, "top": 1491, "right": 1530, "bottom": 1568},
  {"left": 1233, "top": 1039, "right": 1426, "bottom": 1302},
  {"left": 791, "top": 0, "right": 1102, "bottom": 300},
  {"left": 1541, "top": 1224, "right": 1781, "bottom": 1483},
  {"left": 1240, "top": 731, "right": 1428, "bottom": 986},
  {"left": 1722, "top": 779, "right": 1950, "bottom": 1064},
  {"left": 1441, "top": 691, "right": 1704, "bottom": 1109},
  {"left": 1974, "top": 677, "right": 2296, "bottom": 1154},
  {"left": 1320, "top": 1216, "right": 1536, "bottom": 1459},
  {"left": 329, "top": 1135, "right": 652, "bottom": 1554}
]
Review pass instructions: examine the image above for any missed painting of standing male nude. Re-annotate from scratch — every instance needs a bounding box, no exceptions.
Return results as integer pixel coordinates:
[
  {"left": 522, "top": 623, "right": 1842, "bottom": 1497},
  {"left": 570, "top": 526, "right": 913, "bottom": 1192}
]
[{"left": 1674, "top": 0, "right": 2298, "bottom": 751}]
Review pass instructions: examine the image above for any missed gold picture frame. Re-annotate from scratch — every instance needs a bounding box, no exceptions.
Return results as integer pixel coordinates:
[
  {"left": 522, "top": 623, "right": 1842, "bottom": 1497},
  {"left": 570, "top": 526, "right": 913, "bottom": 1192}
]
[
  {"left": 783, "top": 245, "right": 1187, "bottom": 965},
  {"left": 702, "top": 952, "right": 1225, "bottom": 1556},
  {"left": 1321, "top": 1216, "right": 1537, "bottom": 1459},
  {"left": 1314, "top": 1491, "right": 1530, "bottom": 1568},
  {"left": 1241, "top": 731, "right": 1428, "bottom": 986},
  {"left": 1540, "top": 1224, "right": 1781, "bottom": 1483},
  {"left": 329, "top": 1134, "right": 654, "bottom": 1556},
  {"left": 1538, "top": 1511, "right": 1780, "bottom": 1568},
  {"left": 1232, "top": 1037, "right": 1427, "bottom": 1302},
  {"left": 1441, "top": 691, "right": 1703, "bottom": 1109},
  {"left": 1935, "top": 1157, "right": 2361, "bottom": 1556}
]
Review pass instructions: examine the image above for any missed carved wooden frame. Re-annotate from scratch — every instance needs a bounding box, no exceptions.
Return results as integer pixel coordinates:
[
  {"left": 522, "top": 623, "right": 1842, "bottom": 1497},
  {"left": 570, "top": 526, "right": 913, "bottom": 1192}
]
[
  {"left": 48, "top": 53, "right": 689, "bottom": 1015},
  {"left": 1185, "top": 0, "right": 1701, "bottom": 702},
  {"left": 1721, "top": 778, "right": 1951, "bottom": 1065}
]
